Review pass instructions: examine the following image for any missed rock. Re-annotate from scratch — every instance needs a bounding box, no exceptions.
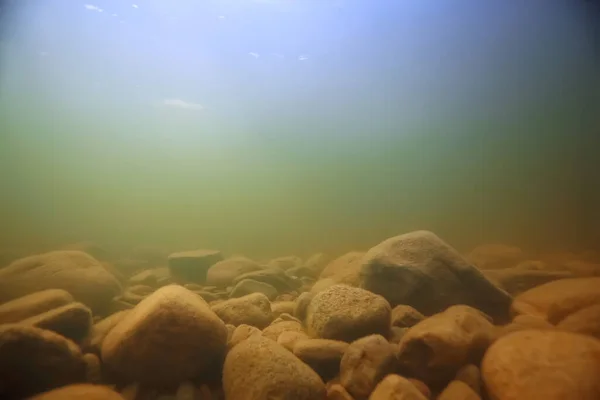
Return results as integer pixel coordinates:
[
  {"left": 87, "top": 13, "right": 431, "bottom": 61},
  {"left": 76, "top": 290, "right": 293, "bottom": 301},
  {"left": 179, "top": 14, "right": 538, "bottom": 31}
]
[
  {"left": 206, "top": 257, "right": 264, "bottom": 287},
  {"left": 83, "top": 310, "right": 130, "bottom": 354},
  {"left": 294, "top": 291, "right": 314, "bottom": 322},
  {"left": 482, "top": 330, "right": 600, "bottom": 400},
  {"left": 129, "top": 245, "right": 168, "bottom": 265},
  {"left": 438, "top": 380, "right": 481, "bottom": 400},
  {"left": 223, "top": 336, "right": 326, "bottom": 400},
  {"left": 28, "top": 384, "right": 125, "bottom": 400},
  {"left": 0, "top": 324, "right": 86, "bottom": 399},
  {"left": 83, "top": 353, "right": 102, "bottom": 383},
  {"left": 230, "top": 279, "right": 278, "bottom": 300},
  {"left": 211, "top": 292, "right": 274, "bottom": 329},
  {"left": 128, "top": 267, "right": 171, "bottom": 287},
  {"left": 311, "top": 278, "right": 339, "bottom": 294},
  {"left": 360, "top": 231, "right": 512, "bottom": 323},
  {"left": 496, "top": 314, "right": 555, "bottom": 338},
  {"left": 483, "top": 268, "right": 573, "bottom": 296},
  {"left": 511, "top": 277, "right": 600, "bottom": 324},
  {"left": 368, "top": 374, "right": 428, "bottom": 400},
  {"left": 21, "top": 302, "right": 92, "bottom": 342},
  {"left": 168, "top": 249, "right": 223, "bottom": 283},
  {"left": 306, "top": 285, "right": 391, "bottom": 342},
  {"left": 326, "top": 384, "right": 354, "bottom": 400},
  {"left": 232, "top": 268, "right": 302, "bottom": 293},
  {"left": 294, "top": 339, "right": 349, "bottom": 381},
  {"left": 228, "top": 324, "right": 262, "bottom": 350},
  {"left": 340, "top": 335, "right": 397, "bottom": 400},
  {"left": 119, "top": 285, "right": 154, "bottom": 305},
  {"left": 101, "top": 285, "right": 228, "bottom": 388},
  {"left": 454, "top": 364, "right": 481, "bottom": 395},
  {"left": 319, "top": 251, "right": 365, "bottom": 286},
  {"left": 396, "top": 305, "right": 495, "bottom": 386},
  {"left": 407, "top": 379, "right": 431, "bottom": 398},
  {"left": 0, "top": 289, "right": 74, "bottom": 324},
  {"left": 175, "top": 381, "right": 198, "bottom": 400},
  {"left": 60, "top": 241, "right": 113, "bottom": 262},
  {"left": 0, "top": 250, "right": 122, "bottom": 314},
  {"left": 262, "top": 316, "right": 303, "bottom": 340},
  {"left": 556, "top": 303, "right": 600, "bottom": 338},
  {"left": 391, "top": 305, "right": 425, "bottom": 328},
  {"left": 271, "top": 301, "right": 296, "bottom": 318},
  {"left": 267, "top": 255, "right": 302, "bottom": 271},
  {"left": 277, "top": 330, "right": 310, "bottom": 351},
  {"left": 113, "top": 258, "right": 152, "bottom": 277},
  {"left": 466, "top": 244, "right": 524, "bottom": 270},
  {"left": 388, "top": 327, "right": 408, "bottom": 344},
  {"left": 304, "top": 252, "right": 328, "bottom": 273}
]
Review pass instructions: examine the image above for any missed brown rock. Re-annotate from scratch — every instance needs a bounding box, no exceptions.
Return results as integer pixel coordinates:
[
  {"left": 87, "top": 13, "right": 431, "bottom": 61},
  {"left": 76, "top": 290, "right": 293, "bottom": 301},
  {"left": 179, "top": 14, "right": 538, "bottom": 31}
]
[
  {"left": 101, "top": 285, "right": 228, "bottom": 388},
  {"left": 21, "top": 302, "right": 92, "bottom": 342},
  {"left": 223, "top": 336, "right": 326, "bottom": 400},
  {"left": 512, "top": 277, "right": 600, "bottom": 323},
  {"left": 319, "top": 252, "right": 365, "bottom": 286},
  {"left": 306, "top": 285, "right": 391, "bottom": 342},
  {"left": 262, "top": 318, "right": 303, "bottom": 341},
  {"left": 0, "top": 289, "right": 74, "bottom": 324},
  {"left": 482, "top": 329, "right": 600, "bottom": 400},
  {"left": 28, "top": 384, "right": 125, "bottom": 400},
  {"left": 388, "top": 327, "right": 409, "bottom": 344},
  {"left": 466, "top": 244, "right": 524, "bottom": 270},
  {"left": 0, "top": 324, "right": 86, "bottom": 399},
  {"left": 206, "top": 257, "right": 264, "bottom": 287},
  {"left": 438, "top": 380, "right": 480, "bottom": 400},
  {"left": 277, "top": 330, "right": 310, "bottom": 351},
  {"left": 391, "top": 305, "right": 425, "bottom": 328},
  {"left": 495, "top": 314, "right": 555, "bottom": 338},
  {"left": 327, "top": 384, "right": 354, "bottom": 400},
  {"left": 454, "top": 364, "right": 481, "bottom": 395},
  {"left": 556, "top": 303, "right": 600, "bottom": 339},
  {"left": 0, "top": 250, "right": 122, "bottom": 314},
  {"left": 360, "top": 231, "right": 512, "bottom": 323},
  {"left": 168, "top": 249, "right": 223, "bottom": 283},
  {"left": 396, "top": 305, "right": 495, "bottom": 386},
  {"left": 368, "top": 374, "right": 427, "bottom": 400},
  {"left": 340, "top": 335, "right": 397, "bottom": 400},
  {"left": 83, "top": 310, "right": 130, "bottom": 354},
  {"left": 294, "top": 339, "right": 349, "bottom": 381},
  {"left": 271, "top": 300, "right": 296, "bottom": 318},
  {"left": 211, "top": 292, "right": 274, "bottom": 329},
  {"left": 228, "top": 324, "right": 262, "bottom": 350}
]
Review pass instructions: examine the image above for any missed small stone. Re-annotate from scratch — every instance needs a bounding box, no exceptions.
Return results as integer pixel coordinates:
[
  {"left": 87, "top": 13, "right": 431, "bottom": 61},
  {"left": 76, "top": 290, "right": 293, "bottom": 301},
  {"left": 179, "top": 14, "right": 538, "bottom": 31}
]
[
  {"left": 306, "top": 285, "right": 391, "bottom": 342},
  {"left": 271, "top": 301, "right": 296, "bottom": 318},
  {"left": 228, "top": 324, "right": 262, "bottom": 350},
  {"left": 391, "top": 305, "right": 425, "bottom": 328},
  {"left": 83, "top": 310, "right": 130, "bottom": 354},
  {"left": 368, "top": 374, "right": 427, "bottom": 400},
  {"left": 277, "top": 330, "right": 310, "bottom": 351},
  {"left": 326, "top": 384, "right": 354, "bottom": 400},
  {"left": 340, "top": 335, "right": 397, "bottom": 400},
  {"left": 294, "top": 339, "right": 349, "bottom": 381},
  {"left": 438, "top": 380, "right": 481, "bottom": 400},
  {"left": 211, "top": 292, "right": 274, "bottom": 329},
  {"left": 262, "top": 319, "right": 303, "bottom": 341},
  {"left": 455, "top": 364, "right": 481, "bottom": 395},
  {"left": 230, "top": 279, "right": 278, "bottom": 300}
]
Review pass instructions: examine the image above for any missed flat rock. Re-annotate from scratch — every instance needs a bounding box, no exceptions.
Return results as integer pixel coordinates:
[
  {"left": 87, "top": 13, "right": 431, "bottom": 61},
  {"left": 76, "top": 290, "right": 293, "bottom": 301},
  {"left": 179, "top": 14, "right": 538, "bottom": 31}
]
[
  {"left": 0, "top": 289, "right": 74, "bottom": 324},
  {"left": 28, "top": 384, "right": 125, "bottom": 400},
  {"left": 168, "top": 249, "right": 223, "bottom": 283},
  {"left": 396, "top": 305, "right": 495, "bottom": 386},
  {"left": 230, "top": 279, "right": 278, "bottom": 300},
  {"left": 0, "top": 250, "right": 122, "bottom": 314},
  {"left": 340, "top": 335, "right": 397, "bottom": 400},
  {"left": 306, "top": 285, "right": 391, "bottom": 342},
  {"left": 482, "top": 329, "right": 600, "bottom": 400},
  {"left": 101, "top": 285, "right": 228, "bottom": 387},
  {"left": 0, "top": 324, "right": 86, "bottom": 399},
  {"left": 21, "top": 302, "right": 92, "bottom": 342},
  {"left": 223, "top": 335, "right": 326, "bottom": 400},
  {"left": 211, "top": 292, "right": 274, "bottom": 329},
  {"left": 206, "top": 257, "right": 264, "bottom": 287},
  {"left": 360, "top": 231, "right": 512, "bottom": 323}
]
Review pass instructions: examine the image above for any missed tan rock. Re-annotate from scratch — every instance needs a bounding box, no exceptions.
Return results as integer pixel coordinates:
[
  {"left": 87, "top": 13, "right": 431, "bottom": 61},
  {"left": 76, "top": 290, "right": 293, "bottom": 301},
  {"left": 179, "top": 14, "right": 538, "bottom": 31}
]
[
  {"left": 327, "top": 383, "right": 354, "bottom": 400},
  {"left": 454, "top": 364, "right": 481, "bottom": 395},
  {"left": 271, "top": 301, "right": 296, "bottom": 318},
  {"left": 83, "top": 310, "right": 130, "bottom": 354},
  {"left": 306, "top": 285, "right": 391, "bottom": 342},
  {"left": 318, "top": 252, "right": 365, "bottom": 286},
  {"left": 466, "top": 244, "right": 524, "bottom": 270},
  {"left": 211, "top": 292, "right": 274, "bottom": 329},
  {"left": 340, "top": 335, "right": 397, "bottom": 400},
  {"left": 482, "top": 329, "right": 600, "bottom": 400},
  {"left": 223, "top": 336, "right": 326, "bottom": 400},
  {"left": 368, "top": 374, "right": 427, "bottom": 400},
  {"left": 82, "top": 353, "right": 102, "bottom": 384},
  {"left": 556, "top": 303, "right": 600, "bottom": 339},
  {"left": 0, "top": 289, "right": 74, "bottom": 324},
  {"left": 28, "top": 384, "right": 125, "bottom": 400},
  {"left": 0, "top": 324, "right": 86, "bottom": 399},
  {"left": 206, "top": 257, "right": 264, "bottom": 287},
  {"left": 438, "top": 380, "right": 480, "bottom": 400},
  {"left": 228, "top": 324, "right": 262, "bottom": 350},
  {"left": 277, "top": 330, "right": 310, "bottom": 351},
  {"left": 391, "top": 305, "right": 425, "bottom": 328},
  {"left": 396, "top": 305, "right": 495, "bottom": 386},
  {"left": 0, "top": 250, "right": 122, "bottom": 313},
  {"left": 101, "top": 285, "right": 228, "bottom": 387},
  {"left": 294, "top": 339, "right": 349, "bottom": 381},
  {"left": 262, "top": 318, "right": 303, "bottom": 341},
  {"left": 21, "top": 302, "right": 92, "bottom": 342}
]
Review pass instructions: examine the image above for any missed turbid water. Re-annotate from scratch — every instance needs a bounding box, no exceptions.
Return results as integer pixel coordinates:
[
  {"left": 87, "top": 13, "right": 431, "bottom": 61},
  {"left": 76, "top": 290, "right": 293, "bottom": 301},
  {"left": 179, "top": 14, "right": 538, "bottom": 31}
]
[{"left": 0, "top": 1, "right": 599, "bottom": 399}]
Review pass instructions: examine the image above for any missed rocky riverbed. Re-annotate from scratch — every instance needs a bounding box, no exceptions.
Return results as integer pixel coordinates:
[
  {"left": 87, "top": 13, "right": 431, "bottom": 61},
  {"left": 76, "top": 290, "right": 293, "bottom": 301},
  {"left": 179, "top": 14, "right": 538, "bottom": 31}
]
[{"left": 1, "top": 230, "right": 599, "bottom": 399}]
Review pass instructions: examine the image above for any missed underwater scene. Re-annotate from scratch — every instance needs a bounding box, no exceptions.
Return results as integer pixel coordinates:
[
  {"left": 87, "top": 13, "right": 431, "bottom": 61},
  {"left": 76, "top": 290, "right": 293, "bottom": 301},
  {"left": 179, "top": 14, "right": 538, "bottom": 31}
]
[{"left": 0, "top": 0, "right": 599, "bottom": 399}]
